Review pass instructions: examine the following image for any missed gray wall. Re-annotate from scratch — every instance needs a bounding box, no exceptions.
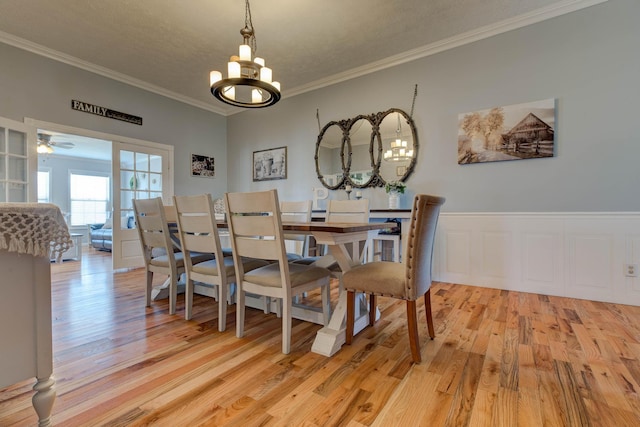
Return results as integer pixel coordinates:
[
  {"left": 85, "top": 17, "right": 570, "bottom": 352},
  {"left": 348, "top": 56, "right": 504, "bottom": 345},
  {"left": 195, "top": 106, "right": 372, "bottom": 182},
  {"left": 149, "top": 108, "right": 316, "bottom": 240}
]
[
  {"left": 1, "top": 1, "right": 638, "bottom": 213},
  {"left": 0, "top": 42, "right": 228, "bottom": 199},
  {"left": 227, "top": 0, "right": 640, "bottom": 212}
]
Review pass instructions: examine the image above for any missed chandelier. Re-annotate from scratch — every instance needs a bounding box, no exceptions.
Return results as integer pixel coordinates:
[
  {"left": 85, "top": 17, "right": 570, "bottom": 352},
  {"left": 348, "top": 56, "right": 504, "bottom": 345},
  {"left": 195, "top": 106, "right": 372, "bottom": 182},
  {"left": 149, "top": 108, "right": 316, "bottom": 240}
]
[
  {"left": 383, "top": 114, "right": 414, "bottom": 162},
  {"left": 209, "top": 0, "right": 281, "bottom": 108}
]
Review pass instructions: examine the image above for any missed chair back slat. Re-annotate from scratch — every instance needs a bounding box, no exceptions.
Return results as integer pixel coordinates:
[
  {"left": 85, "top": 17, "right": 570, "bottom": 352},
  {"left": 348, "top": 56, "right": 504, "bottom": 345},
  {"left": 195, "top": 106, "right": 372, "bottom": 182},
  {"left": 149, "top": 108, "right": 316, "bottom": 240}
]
[
  {"left": 181, "top": 233, "right": 215, "bottom": 254},
  {"left": 174, "top": 194, "right": 224, "bottom": 262},
  {"left": 326, "top": 199, "right": 369, "bottom": 223},
  {"left": 225, "top": 189, "right": 288, "bottom": 270},
  {"left": 405, "top": 195, "right": 446, "bottom": 299},
  {"left": 136, "top": 211, "right": 165, "bottom": 232},
  {"left": 281, "top": 200, "right": 311, "bottom": 245},
  {"left": 226, "top": 190, "right": 275, "bottom": 214},
  {"left": 163, "top": 204, "right": 177, "bottom": 222},
  {"left": 234, "top": 237, "right": 281, "bottom": 261},
  {"left": 140, "top": 229, "right": 169, "bottom": 248},
  {"left": 230, "top": 214, "right": 278, "bottom": 237},
  {"left": 178, "top": 214, "right": 212, "bottom": 234},
  {"left": 132, "top": 197, "right": 175, "bottom": 265},
  {"left": 325, "top": 199, "right": 370, "bottom": 260},
  {"left": 280, "top": 200, "right": 311, "bottom": 223}
]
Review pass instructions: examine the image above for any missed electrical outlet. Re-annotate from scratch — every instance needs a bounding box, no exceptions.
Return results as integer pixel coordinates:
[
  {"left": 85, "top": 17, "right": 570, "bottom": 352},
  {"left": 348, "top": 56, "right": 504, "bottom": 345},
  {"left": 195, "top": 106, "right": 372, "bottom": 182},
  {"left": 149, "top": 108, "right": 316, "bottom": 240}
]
[{"left": 625, "top": 264, "right": 638, "bottom": 277}]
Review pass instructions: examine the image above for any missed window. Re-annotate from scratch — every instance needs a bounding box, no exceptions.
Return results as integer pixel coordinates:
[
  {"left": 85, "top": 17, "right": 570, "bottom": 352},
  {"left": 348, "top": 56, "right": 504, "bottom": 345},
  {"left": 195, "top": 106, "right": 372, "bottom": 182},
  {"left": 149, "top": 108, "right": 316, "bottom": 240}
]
[
  {"left": 69, "top": 172, "right": 110, "bottom": 226},
  {"left": 37, "top": 169, "right": 51, "bottom": 203}
]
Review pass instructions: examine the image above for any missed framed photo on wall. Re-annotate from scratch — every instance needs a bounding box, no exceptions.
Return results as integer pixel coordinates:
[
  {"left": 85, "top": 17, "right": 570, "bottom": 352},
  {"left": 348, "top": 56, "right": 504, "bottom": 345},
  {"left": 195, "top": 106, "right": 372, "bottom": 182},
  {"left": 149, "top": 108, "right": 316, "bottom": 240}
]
[
  {"left": 191, "top": 153, "right": 215, "bottom": 178},
  {"left": 457, "top": 98, "right": 556, "bottom": 165},
  {"left": 253, "top": 146, "right": 287, "bottom": 181}
]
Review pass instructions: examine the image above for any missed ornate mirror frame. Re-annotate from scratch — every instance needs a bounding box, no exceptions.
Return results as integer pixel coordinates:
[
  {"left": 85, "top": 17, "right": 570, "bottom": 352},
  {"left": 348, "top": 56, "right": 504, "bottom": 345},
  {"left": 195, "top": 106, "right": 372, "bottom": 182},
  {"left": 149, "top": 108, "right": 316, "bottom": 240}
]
[
  {"left": 314, "top": 119, "right": 350, "bottom": 190},
  {"left": 314, "top": 108, "right": 418, "bottom": 190}
]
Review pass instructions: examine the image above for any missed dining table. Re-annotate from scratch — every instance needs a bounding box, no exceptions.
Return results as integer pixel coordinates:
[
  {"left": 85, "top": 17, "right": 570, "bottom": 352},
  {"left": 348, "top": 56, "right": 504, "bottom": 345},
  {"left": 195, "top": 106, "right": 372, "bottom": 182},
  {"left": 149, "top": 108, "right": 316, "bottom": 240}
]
[{"left": 160, "top": 217, "right": 389, "bottom": 357}]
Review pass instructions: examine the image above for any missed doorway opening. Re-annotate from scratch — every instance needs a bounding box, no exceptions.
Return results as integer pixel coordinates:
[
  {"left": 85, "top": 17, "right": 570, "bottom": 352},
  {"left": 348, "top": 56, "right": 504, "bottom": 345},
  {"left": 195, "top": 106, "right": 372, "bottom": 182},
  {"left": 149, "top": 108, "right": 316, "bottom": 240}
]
[{"left": 37, "top": 130, "right": 113, "bottom": 262}]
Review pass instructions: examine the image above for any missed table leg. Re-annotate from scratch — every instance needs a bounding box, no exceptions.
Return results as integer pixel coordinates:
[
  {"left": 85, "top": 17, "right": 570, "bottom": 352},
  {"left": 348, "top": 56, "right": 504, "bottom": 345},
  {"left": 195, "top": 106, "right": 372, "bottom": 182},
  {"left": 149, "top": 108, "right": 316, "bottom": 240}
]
[
  {"left": 32, "top": 375, "right": 56, "bottom": 427},
  {"left": 311, "top": 241, "right": 380, "bottom": 357}
]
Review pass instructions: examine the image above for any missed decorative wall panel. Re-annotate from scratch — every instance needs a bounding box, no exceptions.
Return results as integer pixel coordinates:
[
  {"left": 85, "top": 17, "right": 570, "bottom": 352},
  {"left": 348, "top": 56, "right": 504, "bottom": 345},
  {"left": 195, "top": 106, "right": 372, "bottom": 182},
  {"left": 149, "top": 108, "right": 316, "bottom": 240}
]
[{"left": 434, "top": 213, "right": 640, "bottom": 306}]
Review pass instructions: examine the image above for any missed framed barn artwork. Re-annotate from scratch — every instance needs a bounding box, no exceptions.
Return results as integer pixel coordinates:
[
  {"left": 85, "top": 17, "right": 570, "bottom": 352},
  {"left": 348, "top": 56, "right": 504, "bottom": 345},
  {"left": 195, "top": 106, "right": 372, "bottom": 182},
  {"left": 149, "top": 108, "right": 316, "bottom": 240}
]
[{"left": 458, "top": 99, "right": 556, "bottom": 165}]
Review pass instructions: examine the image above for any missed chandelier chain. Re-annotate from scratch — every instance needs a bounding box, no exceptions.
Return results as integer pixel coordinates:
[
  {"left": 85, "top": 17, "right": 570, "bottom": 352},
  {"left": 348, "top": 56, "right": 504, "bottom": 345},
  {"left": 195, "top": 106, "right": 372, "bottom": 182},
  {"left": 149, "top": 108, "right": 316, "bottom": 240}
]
[
  {"left": 410, "top": 84, "right": 418, "bottom": 119},
  {"left": 245, "top": 0, "right": 257, "bottom": 54}
]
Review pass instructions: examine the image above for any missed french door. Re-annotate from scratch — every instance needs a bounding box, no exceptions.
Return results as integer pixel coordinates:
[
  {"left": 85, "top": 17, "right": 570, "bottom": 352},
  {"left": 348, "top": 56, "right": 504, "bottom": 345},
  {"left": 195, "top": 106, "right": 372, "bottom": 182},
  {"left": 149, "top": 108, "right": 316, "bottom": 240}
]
[
  {"left": 0, "top": 117, "right": 36, "bottom": 202},
  {"left": 112, "top": 141, "right": 172, "bottom": 270}
]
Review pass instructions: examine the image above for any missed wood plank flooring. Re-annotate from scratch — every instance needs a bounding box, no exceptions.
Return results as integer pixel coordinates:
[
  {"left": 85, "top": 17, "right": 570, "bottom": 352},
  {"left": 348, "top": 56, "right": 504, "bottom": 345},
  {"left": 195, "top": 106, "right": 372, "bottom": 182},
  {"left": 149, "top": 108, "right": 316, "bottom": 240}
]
[{"left": 2, "top": 248, "right": 640, "bottom": 426}]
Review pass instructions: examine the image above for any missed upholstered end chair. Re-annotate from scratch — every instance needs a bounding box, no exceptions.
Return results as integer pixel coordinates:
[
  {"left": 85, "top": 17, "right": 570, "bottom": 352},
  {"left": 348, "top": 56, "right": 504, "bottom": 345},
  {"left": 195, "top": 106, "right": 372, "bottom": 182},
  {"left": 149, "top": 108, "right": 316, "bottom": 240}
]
[{"left": 343, "top": 194, "right": 445, "bottom": 363}]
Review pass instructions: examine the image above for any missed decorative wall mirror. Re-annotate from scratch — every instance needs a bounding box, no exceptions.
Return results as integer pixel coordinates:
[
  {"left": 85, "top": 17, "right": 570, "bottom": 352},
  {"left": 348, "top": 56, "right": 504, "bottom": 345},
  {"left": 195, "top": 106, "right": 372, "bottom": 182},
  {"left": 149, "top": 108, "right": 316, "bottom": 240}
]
[
  {"left": 315, "top": 120, "right": 349, "bottom": 190},
  {"left": 375, "top": 108, "right": 418, "bottom": 185},
  {"left": 315, "top": 108, "right": 418, "bottom": 190},
  {"left": 347, "top": 115, "right": 376, "bottom": 188}
]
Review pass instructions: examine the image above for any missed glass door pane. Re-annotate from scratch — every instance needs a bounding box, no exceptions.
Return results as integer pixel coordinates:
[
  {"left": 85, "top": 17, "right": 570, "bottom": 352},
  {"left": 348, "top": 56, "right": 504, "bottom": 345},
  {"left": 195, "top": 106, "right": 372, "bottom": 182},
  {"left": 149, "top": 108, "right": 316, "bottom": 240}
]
[
  {"left": 112, "top": 141, "right": 171, "bottom": 270},
  {"left": 0, "top": 118, "right": 34, "bottom": 202}
]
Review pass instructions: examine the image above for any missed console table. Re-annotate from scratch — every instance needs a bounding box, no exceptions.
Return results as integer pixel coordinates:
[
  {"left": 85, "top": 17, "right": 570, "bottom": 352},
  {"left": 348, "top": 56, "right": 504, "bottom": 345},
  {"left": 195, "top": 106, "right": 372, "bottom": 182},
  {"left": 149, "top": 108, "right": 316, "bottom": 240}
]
[{"left": 0, "top": 203, "right": 71, "bottom": 427}]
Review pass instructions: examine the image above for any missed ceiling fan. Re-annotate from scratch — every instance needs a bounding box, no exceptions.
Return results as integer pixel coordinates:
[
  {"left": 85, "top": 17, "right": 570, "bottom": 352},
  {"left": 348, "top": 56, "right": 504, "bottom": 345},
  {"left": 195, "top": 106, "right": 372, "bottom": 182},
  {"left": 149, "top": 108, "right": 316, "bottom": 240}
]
[{"left": 37, "top": 133, "right": 75, "bottom": 154}]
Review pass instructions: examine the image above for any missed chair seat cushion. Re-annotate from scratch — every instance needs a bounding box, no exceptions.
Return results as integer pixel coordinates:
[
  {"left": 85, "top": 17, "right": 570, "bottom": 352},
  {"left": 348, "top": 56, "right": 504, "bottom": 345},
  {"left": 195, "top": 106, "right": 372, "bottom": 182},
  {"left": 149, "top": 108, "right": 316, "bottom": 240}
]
[
  {"left": 286, "top": 252, "right": 303, "bottom": 261},
  {"left": 150, "top": 251, "right": 213, "bottom": 268},
  {"left": 244, "top": 262, "right": 330, "bottom": 289},
  {"left": 343, "top": 261, "right": 407, "bottom": 299},
  {"left": 191, "top": 256, "right": 269, "bottom": 277},
  {"left": 292, "top": 256, "right": 340, "bottom": 271}
]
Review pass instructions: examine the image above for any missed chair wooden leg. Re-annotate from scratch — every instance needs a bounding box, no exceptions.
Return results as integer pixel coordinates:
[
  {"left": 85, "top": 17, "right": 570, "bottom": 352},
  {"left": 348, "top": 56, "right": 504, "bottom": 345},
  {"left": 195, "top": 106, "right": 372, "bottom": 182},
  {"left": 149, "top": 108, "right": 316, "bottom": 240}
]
[
  {"left": 424, "top": 289, "right": 435, "bottom": 339},
  {"left": 145, "top": 271, "right": 153, "bottom": 307},
  {"left": 407, "top": 300, "right": 421, "bottom": 363},
  {"left": 321, "top": 282, "right": 331, "bottom": 326},
  {"left": 368, "top": 294, "right": 377, "bottom": 326},
  {"left": 218, "top": 284, "right": 227, "bottom": 332},
  {"left": 282, "top": 298, "right": 292, "bottom": 354},
  {"left": 185, "top": 278, "right": 194, "bottom": 320},
  {"left": 263, "top": 296, "right": 270, "bottom": 314},
  {"left": 236, "top": 288, "right": 245, "bottom": 338},
  {"left": 169, "top": 275, "right": 177, "bottom": 315},
  {"left": 345, "top": 290, "right": 355, "bottom": 345}
]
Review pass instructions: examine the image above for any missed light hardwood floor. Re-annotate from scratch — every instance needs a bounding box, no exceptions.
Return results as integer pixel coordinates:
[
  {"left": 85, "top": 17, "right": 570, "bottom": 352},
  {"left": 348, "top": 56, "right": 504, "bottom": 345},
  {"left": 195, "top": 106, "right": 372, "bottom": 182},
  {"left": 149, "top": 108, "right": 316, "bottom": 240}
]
[{"left": 2, "top": 248, "right": 640, "bottom": 426}]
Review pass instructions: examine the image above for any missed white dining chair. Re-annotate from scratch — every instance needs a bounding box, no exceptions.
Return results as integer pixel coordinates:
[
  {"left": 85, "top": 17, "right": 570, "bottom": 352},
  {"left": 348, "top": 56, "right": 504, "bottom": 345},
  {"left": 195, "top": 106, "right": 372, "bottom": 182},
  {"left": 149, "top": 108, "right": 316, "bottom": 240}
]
[
  {"left": 173, "top": 194, "right": 269, "bottom": 328},
  {"left": 132, "top": 197, "right": 213, "bottom": 315},
  {"left": 225, "top": 189, "right": 332, "bottom": 354}
]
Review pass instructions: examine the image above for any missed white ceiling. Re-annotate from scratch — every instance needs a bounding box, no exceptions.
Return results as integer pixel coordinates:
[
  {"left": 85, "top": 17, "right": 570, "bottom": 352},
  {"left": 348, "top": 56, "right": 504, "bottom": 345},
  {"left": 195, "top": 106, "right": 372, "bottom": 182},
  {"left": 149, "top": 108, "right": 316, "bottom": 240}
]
[{"left": 0, "top": 0, "right": 600, "bottom": 120}]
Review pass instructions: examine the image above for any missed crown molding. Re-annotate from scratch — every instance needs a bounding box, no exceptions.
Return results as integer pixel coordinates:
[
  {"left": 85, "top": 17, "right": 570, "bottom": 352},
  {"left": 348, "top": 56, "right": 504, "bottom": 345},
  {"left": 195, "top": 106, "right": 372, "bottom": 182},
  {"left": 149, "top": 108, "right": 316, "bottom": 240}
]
[
  {"left": 284, "top": 0, "right": 608, "bottom": 99},
  {"left": 0, "top": 30, "right": 229, "bottom": 116},
  {"left": 1, "top": 0, "right": 607, "bottom": 117}
]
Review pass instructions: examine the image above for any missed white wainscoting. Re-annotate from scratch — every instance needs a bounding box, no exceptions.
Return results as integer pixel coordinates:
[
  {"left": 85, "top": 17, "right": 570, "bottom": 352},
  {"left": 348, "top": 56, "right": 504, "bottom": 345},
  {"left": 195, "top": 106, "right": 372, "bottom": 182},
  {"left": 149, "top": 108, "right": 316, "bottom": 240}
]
[{"left": 433, "top": 212, "right": 640, "bottom": 306}]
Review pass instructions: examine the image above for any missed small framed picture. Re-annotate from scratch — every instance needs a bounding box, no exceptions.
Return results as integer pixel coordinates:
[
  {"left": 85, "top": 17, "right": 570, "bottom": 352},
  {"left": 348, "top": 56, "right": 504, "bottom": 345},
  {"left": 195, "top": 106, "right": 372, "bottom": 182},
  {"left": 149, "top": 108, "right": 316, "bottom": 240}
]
[
  {"left": 191, "top": 154, "right": 215, "bottom": 178},
  {"left": 253, "top": 146, "right": 287, "bottom": 181},
  {"left": 396, "top": 165, "right": 406, "bottom": 177}
]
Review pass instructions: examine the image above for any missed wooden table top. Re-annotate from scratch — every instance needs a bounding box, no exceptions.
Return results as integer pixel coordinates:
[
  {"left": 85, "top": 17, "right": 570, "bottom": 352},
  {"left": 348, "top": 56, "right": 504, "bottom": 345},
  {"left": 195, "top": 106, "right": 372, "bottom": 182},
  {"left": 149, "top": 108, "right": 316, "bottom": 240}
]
[{"left": 217, "top": 221, "right": 390, "bottom": 234}]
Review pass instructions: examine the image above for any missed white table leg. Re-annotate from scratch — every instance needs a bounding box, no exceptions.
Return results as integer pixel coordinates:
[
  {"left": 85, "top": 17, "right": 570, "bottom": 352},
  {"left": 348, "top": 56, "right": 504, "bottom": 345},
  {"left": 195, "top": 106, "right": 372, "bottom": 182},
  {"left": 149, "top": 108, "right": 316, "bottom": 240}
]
[
  {"left": 311, "top": 237, "right": 380, "bottom": 357},
  {"left": 32, "top": 375, "right": 56, "bottom": 427}
]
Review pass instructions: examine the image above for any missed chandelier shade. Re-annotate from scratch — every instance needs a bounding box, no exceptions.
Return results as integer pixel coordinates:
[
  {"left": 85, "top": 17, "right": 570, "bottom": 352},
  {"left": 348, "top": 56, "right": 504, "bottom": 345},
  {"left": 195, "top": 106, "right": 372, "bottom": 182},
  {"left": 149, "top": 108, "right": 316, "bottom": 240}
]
[{"left": 209, "top": 0, "right": 281, "bottom": 108}]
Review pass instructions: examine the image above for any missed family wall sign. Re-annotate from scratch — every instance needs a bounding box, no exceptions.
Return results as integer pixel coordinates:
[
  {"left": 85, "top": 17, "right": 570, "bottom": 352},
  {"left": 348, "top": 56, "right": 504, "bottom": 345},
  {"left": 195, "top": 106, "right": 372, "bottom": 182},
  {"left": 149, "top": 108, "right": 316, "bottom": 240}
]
[{"left": 71, "top": 99, "right": 143, "bottom": 126}]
